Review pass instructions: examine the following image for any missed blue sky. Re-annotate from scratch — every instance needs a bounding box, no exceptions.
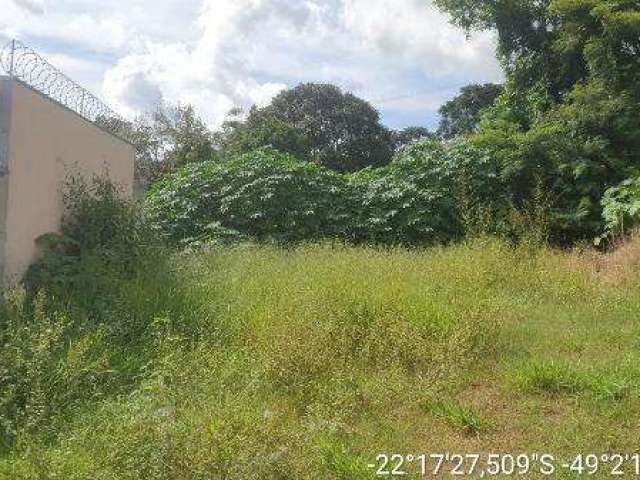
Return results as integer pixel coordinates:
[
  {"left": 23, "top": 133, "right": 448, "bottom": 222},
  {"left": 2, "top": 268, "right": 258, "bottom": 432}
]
[{"left": 1, "top": 0, "right": 502, "bottom": 131}]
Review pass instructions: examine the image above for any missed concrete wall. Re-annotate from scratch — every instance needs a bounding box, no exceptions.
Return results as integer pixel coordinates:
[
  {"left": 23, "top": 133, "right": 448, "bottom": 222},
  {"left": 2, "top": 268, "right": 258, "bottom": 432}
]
[{"left": 0, "top": 76, "right": 135, "bottom": 282}]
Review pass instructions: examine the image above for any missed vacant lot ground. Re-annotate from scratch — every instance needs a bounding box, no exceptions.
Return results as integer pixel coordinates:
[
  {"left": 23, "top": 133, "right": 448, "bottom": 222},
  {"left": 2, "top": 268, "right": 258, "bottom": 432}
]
[{"left": 2, "top": 238, "right": 640, "bottom": 479}]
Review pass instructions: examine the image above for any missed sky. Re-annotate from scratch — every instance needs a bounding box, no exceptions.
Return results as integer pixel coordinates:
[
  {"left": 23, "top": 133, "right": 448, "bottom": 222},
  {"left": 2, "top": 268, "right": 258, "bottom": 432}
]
[{"left": 0, "top": 0, "right": 503, "bottom": 131}]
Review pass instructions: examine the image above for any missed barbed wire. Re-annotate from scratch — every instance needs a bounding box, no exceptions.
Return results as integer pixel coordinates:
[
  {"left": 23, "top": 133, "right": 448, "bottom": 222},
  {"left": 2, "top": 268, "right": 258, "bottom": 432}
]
[{"left": 0, "top": 39, "right": 135, "bottom": 144}]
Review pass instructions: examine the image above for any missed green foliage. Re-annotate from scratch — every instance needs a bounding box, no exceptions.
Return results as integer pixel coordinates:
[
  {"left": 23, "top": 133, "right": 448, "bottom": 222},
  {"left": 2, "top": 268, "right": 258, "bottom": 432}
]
[
  {"left": 433, "top": 0, "right": 640, "bottom": 245},
  {"left": 131, "top": 104, "right": 216, "bottom": 184},
  {"left": 437, "top": 83, "right": 503, "bottom": 139},
  {"left": 475, "top": 80, "right": 640, "bottom": 243},
  {"left": 0, "top": 264, "right": 189, "bottom": 456},
  {"left": 552, "top": 0, "right": 640, "bottom": 98},
  {"left": 348, "top": 144, "right": 456, "bottom": 245},
  {"left": 61, "top": 176, "right": 149, "bottom": 259},
  {"left": 215, "top": 106, "right": 311, "bottom": 161},
  {"left": 349, "top": 141, "right": 497, "bottom": 244},
  {"left": 147, "top": 148, "right": 349, "bottom": 244},
  {"left": 148, "top": 141, "right": 509, "bottom": 247},
  {"left": 390, "top": 126, "right": 435, "bottom": 151},
  {"left": 26, "top": 175, "right": 156, "bottom": 292},
  {"left": 434, "top": 0, "right": 585, "bottom": 101},
  {"left": 217, "top": 83, "right": 394, "bottom": 172},
  {"left": 600, "top": 176, "right": 640, "bottom": 241}
]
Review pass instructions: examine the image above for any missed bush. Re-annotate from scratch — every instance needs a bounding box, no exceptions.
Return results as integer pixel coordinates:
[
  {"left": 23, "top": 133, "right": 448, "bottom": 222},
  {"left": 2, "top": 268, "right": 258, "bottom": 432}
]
[
  {"left": 474, "top": 80, "right": 640, "bottom": 244},
  {"left": 147, "top": 148, "right": 350, "bottom": 244},
  {"left": 148, "top": 142, "right": 510, "bottom": 247},
  {"left": 600, "top": 176, "right": 640, "bottom": 242},
  {"left": 348, "top": 141, "right": 462, "bottom": 244},
  {"left": 0, "top": 176, "right": 194, "bottom": 454},
  {"left": 62, "top": 175, "right": 153, "bottom": 265},
  {"left": 22, "top": 175, "right": 178, "bottom": 340},
  {"left": 26, "top": 175, "right": 157, "bottom": 293}
]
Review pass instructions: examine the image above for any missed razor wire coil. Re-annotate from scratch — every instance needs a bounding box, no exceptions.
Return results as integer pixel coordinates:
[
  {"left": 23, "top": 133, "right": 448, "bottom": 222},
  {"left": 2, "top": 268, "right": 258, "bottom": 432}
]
[{"left": 0, "top": 39, "right": 134, "bottom": 144}]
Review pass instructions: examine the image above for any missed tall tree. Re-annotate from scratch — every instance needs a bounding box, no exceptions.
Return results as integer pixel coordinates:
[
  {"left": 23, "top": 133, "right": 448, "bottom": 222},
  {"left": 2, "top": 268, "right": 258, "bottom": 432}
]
[
  {"left": 434, "top": 0, "right": 588, "bottom": 101},
  {"left": 133, "top": 104, "right": 215, "bottom": 183},
  {"left": 441, "top": 0, "right": 640, "bottom": 242},
  {"left": 218, "top": 83, "right": 393, "bottom": 172},
  {"left": 437, "top": 83, "right": 503, "bottom": 139},
  {"left": 433, "top": 0, "right": 639, "bottom": 102}
]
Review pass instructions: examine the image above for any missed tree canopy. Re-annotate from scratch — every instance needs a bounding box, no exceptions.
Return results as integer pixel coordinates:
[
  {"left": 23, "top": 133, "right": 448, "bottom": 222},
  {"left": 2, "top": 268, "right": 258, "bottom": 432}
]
[
  {"left": 434, "top": 0, "right": 640, "bottom": 101},
  {"left": 437, "top": 83, "right": 503, "bottom": 139},
  {"left": 218, "top": 83, "right": 394, "bottom": 172},
  {"left": 133, "top": 104, "right": 215, "bottom": 183},
  {"left": 434, "top": 0, "right": 640, "bottom": 242},
  {"left": 391, "top": 127, "right": 435, "bottom": 151}
]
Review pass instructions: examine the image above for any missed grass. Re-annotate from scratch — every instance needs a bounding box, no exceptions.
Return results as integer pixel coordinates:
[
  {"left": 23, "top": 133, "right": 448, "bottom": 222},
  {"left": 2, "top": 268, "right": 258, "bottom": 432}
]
[
  {"left": 424, "top": 399, "right": 490, "bottom": 436},
  {"left": 1, "top": 237, "right": 640, "bottom": 479}
]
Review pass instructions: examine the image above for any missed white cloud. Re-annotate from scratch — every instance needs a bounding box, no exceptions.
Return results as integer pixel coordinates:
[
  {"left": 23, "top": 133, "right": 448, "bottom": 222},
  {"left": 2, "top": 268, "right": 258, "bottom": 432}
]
[
  {"left": 343, "top": 0, "right": 499, "bottom": 78},
  {"left": 2, "top": 0, "right": 502, "bottom": 129},
  {"left": 0, "top": 0, "right": 202, "bottom": 54},
  {"left": 103, "top": 0, "right": 327, "bottom": 124},
  {"left": 12, "top": 0, "right": 44, "bottom": 15}
]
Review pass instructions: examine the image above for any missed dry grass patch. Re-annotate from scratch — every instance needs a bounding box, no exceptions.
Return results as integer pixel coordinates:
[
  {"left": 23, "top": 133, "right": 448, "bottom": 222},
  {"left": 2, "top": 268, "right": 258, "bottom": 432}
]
[{"left": 585, "top": 231, "right": 640, "bottom": 287}]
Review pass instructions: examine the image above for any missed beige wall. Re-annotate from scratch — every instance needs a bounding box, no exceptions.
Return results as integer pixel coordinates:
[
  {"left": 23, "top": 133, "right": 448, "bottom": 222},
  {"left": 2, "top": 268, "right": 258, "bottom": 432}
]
[{"left": 2, "top": 78, "right": 134, "bottom": 281}]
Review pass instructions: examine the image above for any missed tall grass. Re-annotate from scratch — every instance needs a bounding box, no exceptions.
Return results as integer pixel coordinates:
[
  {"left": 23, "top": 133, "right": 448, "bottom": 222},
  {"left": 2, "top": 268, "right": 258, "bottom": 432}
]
[{"left": 2, "top": 234, "right": 638, "bottom": 478}]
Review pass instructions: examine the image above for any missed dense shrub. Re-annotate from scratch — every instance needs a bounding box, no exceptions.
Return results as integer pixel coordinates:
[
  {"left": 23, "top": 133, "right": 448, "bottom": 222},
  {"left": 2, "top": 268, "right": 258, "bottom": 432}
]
[
  {"left": 600, "top": 176, "right": 640, "bottom": 241},
  {"left": 0, "top": 176, "right": 197, "bottom": 454},
  {"left": 148, "top": 83, "right": 640, "bottom": 249},
  {"left": 348, "top": 142, "right": 457, "bottom": 244},
  {"left": 147, "top": 149, "right": 349, "bottom": 244},
  {"left": 148, "top": 142, "right": 510, "bottom": 247},
  {"left": 348, "top": 141, "right": 503, "bottom": 244},
  {"left": 26, "top": 175, "right": 157, "bottom": 293},
  {"left": 22, "top": 175, "right": 182, "bottom": 349},
  {"left": 473, "top": 80, "right": 640, "bottom": 244}
]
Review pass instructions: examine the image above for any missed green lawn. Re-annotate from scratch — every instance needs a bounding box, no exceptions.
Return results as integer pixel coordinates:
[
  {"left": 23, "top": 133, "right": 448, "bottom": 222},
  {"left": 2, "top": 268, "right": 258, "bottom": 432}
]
[{"left": 2, "top": 238, "right": 640, "bottom": 479}]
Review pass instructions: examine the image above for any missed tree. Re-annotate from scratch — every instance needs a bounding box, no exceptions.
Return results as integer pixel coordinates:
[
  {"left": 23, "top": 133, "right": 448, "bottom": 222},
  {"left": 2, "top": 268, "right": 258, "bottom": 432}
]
[
  {"left": 433, "top": 0, "right": 639, "bottom": 103},
  {"left": 391, "top": 127, "right": 435, "bottom": 151},
  {"left": 437, "top": 83, "right": 503, "bottom": 139},
  {"left": 551, "top": 0, "right": 640, "bottom": 99},
  {"left": 433, "top": 1, "right": 583, "bottom": 98},
  {"left": 153, "top": 104, "right": 215, "bottom": 171},
  {"left": 218, "top": 83, "right": 394, "bottom": 172},
  {"left": 134, "top": 104, "right": 216, "bottom": 184},
  {"left": 214, "top": 106, "right": 310, "bottom": 160},
  {"left": 434, "top": 0, "right": 640, "bottom": 243}
]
